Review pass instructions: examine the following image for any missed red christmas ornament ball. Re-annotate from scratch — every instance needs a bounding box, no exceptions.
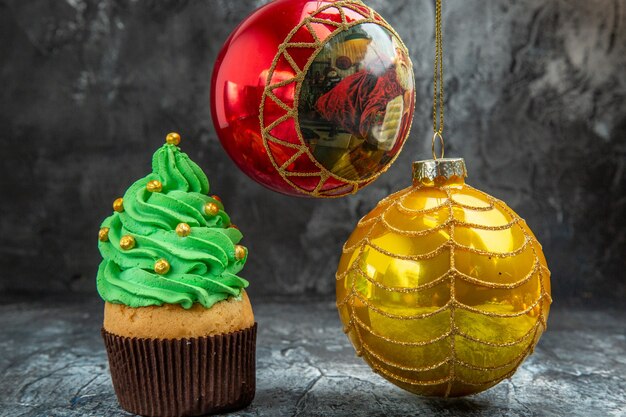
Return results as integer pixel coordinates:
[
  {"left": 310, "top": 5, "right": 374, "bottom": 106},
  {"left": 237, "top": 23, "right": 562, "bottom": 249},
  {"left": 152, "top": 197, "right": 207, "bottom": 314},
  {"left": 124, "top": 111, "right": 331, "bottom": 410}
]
[{"left": 211, "top": 0, "right": 415, "bottom": 197}]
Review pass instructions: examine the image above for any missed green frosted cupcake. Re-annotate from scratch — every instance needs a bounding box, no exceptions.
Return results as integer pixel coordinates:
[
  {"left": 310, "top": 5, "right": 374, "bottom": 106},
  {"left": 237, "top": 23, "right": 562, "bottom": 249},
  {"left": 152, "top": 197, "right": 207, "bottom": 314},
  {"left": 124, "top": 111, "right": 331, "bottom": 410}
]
[{"left": 98, "top": 133, "right": 256, "bottom": 417}]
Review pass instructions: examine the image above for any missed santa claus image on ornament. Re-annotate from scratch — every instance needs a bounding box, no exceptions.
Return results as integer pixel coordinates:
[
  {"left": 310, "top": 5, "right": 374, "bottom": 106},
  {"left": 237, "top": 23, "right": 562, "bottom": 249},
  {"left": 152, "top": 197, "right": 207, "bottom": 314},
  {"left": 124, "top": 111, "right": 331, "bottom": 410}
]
[{"left": 298, "top": 23, "right": 415, "bottom": 181}]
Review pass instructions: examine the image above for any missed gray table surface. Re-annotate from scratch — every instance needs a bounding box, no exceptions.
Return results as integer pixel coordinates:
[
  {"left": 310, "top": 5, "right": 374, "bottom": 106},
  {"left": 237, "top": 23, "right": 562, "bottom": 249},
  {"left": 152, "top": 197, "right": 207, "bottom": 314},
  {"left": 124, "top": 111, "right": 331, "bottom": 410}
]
[{"left": 0, "top": 295, "right": 624, "bottom": 417}]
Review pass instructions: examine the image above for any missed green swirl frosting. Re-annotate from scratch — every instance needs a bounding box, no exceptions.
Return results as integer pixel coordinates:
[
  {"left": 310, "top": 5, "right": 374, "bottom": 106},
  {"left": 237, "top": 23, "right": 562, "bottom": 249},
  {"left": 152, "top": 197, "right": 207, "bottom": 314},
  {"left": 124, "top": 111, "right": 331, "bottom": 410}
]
[{"left": 97, "top": 142, "right": 248, "bottom": 309}]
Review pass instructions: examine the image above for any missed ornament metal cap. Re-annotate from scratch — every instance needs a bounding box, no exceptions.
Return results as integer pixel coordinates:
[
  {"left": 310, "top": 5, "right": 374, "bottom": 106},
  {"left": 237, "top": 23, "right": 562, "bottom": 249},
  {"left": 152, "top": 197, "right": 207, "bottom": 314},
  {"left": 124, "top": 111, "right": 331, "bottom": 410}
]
[{"left": 412, "top": 158, "right": 467, "bottom": 183}]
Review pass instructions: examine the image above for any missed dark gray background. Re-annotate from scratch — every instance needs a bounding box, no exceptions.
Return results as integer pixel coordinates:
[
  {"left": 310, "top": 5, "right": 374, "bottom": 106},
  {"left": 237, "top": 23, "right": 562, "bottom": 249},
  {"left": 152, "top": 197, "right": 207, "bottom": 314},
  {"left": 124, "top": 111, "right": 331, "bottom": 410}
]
[{"left": 1, "top": 0, "right": 625, "bottom": 307}]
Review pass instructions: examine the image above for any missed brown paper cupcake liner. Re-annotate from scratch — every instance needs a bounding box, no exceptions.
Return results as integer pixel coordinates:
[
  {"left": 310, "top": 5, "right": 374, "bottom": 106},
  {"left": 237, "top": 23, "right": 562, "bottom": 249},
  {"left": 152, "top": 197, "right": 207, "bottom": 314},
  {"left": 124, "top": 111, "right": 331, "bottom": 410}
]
[{"left": 102, "top": 323, "right": 257, "bottom": 417}]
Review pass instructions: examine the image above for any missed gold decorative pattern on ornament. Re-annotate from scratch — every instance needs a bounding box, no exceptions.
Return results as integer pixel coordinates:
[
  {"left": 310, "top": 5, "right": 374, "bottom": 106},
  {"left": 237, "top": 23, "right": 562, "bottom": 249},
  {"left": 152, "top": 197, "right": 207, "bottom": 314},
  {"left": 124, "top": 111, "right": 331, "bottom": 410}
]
[
  {"left": 259, "top": 1, "right": 413, "bottom": 198},
  {"left": 336, "top": 183, "right": 552, "bottom": 397}
]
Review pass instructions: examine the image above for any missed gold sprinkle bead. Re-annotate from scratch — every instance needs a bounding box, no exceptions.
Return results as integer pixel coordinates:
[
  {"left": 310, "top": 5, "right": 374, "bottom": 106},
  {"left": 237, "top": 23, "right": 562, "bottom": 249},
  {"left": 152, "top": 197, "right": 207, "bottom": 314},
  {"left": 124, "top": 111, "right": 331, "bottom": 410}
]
[
  {"left": 166, "top": 132, "right": 181, "bottom": 145},
  {"left": 204, "top": 202, "right": 219, "bottom": 216},
  {"left": 147, "top": 180, "right": 163, "bottom": 193},
  {"left": 211, "top": 195, "right": 222, "bottom": 202},
  {"left": 98, "top": 227, "right": 110, "bottom": 242},
  {"left": 119, "top": 235, "right": 136, "bottom": 250},
  {"left": 155, "top": 259, "right": 170, "bottom": 275},
  {"left": 176, "top": 223, "right": 191, "bottom": 237},
  {"left": 229, "top": 224, "right": 239, "bottom": 230},
  {"left": 113, "top": 198, "right": 124, "bottom": 212},
  {"left": 235, "top": 245, "right": 247, "bottom": 261}
]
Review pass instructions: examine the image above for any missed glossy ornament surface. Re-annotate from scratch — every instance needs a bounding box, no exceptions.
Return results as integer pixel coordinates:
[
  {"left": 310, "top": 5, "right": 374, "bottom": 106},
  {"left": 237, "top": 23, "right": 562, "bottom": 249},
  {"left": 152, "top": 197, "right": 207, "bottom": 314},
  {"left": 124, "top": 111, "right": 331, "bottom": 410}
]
[
  {"left": 211, "top": 0, "right": 415, "bottom": 197},
  {"left": 336, "top": 161, "right": 552, "bottom": 397}
]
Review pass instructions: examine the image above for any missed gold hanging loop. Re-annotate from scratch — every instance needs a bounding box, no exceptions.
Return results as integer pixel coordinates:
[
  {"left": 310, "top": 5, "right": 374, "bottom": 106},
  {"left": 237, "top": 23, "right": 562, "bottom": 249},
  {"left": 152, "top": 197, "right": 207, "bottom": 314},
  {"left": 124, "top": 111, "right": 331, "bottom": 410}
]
[
  {"left": 432, "top": 131, "right": 445, "bottom": 160},
  {"left": 431, "top": 0, "right": 445, "bottom": 157}
]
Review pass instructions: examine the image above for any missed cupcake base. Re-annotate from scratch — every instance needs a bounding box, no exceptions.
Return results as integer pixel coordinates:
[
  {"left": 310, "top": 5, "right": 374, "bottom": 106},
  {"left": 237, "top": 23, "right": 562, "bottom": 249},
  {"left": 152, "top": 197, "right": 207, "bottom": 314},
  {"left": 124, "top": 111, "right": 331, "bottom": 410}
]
[{"left": 102, "top": 323, "right": 257, "bottom": 417}]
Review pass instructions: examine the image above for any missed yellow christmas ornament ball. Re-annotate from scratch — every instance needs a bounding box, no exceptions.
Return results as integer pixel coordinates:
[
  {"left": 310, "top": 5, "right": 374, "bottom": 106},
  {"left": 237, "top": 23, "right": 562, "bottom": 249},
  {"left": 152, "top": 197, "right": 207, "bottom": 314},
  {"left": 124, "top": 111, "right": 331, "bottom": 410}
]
[{"left": 336, "top": 158, "right": 552, "bottom": 397}]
